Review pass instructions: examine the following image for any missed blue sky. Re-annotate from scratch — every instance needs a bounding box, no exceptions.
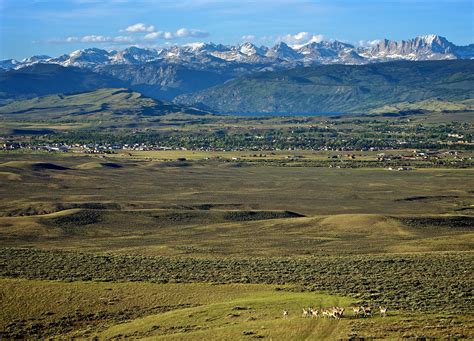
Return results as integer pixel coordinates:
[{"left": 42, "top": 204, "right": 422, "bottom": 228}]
[{"left": 1, "top": 0, "right": 473, "bottom": 60}]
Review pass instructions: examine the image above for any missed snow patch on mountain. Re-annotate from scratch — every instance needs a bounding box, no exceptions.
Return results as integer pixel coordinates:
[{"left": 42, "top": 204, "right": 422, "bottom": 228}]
[{"left": 1, "top": 35, "right": 472, "bottom": 71}]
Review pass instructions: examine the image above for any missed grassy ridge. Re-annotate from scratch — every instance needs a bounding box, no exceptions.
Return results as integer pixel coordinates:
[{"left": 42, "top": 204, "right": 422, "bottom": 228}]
[
  {"left": 0, "top": 88, "right": 210, "bottom": 122},
  {"left": 369, "top": 98, "right": 474, "bottom": 114},
  {"left": 1, "top": 209, "right": 472, "bottom": 256}
]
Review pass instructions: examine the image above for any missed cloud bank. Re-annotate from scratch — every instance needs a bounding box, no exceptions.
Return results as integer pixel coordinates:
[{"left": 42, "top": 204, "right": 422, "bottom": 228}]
[
  {"left": 278, "top": 32, "right": 325, "bottom": 47},
  {"left": 123, "top": 23, "right": 155, "bottom": 33},
  {"left": 241, "top": 34, "right": 256, "bottom": 41},
  {"left": 50, "top": 23, "right": 210, "bottom": 45}
]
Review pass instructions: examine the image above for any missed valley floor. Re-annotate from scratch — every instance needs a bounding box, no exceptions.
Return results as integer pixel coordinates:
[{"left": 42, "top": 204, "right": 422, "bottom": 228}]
[{"left": 0, "top": 151, "right": 472, "bottom": 339}]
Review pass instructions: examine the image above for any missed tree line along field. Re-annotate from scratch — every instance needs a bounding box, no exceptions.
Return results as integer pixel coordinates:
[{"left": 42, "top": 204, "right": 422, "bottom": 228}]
[{"left": 0, "top": 151, "right": 473, "bottom": 339}]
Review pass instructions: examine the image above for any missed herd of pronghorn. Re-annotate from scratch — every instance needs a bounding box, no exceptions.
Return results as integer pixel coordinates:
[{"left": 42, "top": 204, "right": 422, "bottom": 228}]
[{"left": 282, "top": 305, "right": 387, "bottom": 319}]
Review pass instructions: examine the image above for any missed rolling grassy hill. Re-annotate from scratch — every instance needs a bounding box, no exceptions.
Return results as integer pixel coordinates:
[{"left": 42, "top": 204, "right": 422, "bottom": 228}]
[
  {"left": 175, "top": 60, "right": 474, "bottom": 114},
  {"left": 368, "top": 98, "right": 474, "bottom": 115},
  {"left": 0, "top": 88, "right": 210, "bottom": 122},
  {"left": 1, "top": 155, "right": 472, "bottom": 256}
]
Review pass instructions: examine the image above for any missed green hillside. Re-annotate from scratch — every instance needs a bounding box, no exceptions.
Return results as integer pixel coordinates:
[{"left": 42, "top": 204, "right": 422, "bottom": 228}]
[
  {"left": 0, "top": 88, "right": 209, "bottom": 122},
  {"left": 369, "top": 98, "right": 474, "bottom": 115},
  {"left": 175, "top": 60, "right": 474, "bottom": 114}
]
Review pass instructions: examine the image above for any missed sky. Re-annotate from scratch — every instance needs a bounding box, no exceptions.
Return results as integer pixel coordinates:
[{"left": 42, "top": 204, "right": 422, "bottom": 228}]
[{"left": 0, "top": 0, "right": 473, "bottom": 60}]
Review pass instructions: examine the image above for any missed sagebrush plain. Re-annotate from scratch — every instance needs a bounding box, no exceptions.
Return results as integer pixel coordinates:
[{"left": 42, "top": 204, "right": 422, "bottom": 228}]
[{"left": 0, "top": 147, "right": 473, "bottom": 339}]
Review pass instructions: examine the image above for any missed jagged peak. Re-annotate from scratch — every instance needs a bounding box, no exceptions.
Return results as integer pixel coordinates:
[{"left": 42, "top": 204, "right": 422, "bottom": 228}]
[
  {"left": 3, "top": 34, "right": 472, "bottom": 71},
  {"left": 81, "top": 47, "right": 109, "bottom": 54},
  {"left": 182, "top": 42, "right": 207, "bottom": 50},
  {"left": 419, "top": 34, "right": 446, "bottom": 43},
  {"left": 21, "top": 55, "right": 51, "bottom": 63},
  {"left": 273, "top": 41, "right": 292, "bottom": 49}
]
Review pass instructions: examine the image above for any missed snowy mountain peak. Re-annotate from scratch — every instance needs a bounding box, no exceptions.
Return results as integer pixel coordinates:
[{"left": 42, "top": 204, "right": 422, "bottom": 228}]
[
  {"left": 420, "top": 34, "right": 449, "bottom": 46},
  {"left": 0, "top": 59, "right": 20, "bottom": 70},
  {"left": 364, "top": 34, "right": 459, "bottom": 60},
  {"left": 266, "top": 42, "right": 301, "bottom": 60},
  {"left": 21, "top": 55, "right": 51, "bottom": 63},
  {"left": 61, "top": 48, "right": 111, "bottom": 67},
  {"left": 110, "top": 46, "right": 159, "bottom": 64},
  {"left": 238, "top": 42, "right": 266, "bottom": 56},
  {"left": 273, "top": 41, "right": 291, "bottom": 49},
  {"left": 1, "top": 34, "right": 472, "bottom": 71},
  {"left": 183, "top": 42, "right": 207, "bottom": 50}
]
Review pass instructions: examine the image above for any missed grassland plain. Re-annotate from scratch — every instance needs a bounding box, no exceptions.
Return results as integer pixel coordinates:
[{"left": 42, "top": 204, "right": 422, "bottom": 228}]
[
  {"left": 0, "top": 152, "right": 473, "bottom": 339},
  {"left": 1, "top": 250, "right": 473, "bottom": 339},
  {"left": 1, "top": 278, "right": 413, "bottom": 340}
]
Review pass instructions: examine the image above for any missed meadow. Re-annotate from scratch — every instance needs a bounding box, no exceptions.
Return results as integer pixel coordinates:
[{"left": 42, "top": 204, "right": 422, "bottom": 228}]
[{"left": 2, "top": 277, "right": 472, "bottom": 340}]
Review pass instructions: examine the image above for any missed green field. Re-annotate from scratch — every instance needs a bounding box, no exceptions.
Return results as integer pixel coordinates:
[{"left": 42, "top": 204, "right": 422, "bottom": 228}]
[
  {"left": 0, "top": 149, "right": 473, "bottom": 339},
  {"left": 7, "top": 278, "right": 468, "bottom": 340}
]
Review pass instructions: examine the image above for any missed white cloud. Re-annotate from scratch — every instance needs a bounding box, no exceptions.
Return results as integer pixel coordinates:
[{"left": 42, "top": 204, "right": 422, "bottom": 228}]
[
  {"left": 144, "top": 28, "right": 209, "bottom": 41},
  {"left": 175, "top": 28, "right": 209, "bottom": 38},
  {"left": 50, "top": 25, "right": 209, "bottom": 44},
  {"left": 241, "top": 34, "right": 256, "bottom": 41},
  {"left": 53, "top": 35, "right": 136, "bottom": 44},
  {"left": 65, "top": 37, "right": 79, "bottom": 43},
  {"left": 112, "top": 35, "right": 135, "bottom": 43},
  {"left": 144, "top": 31, "right": 164, "bottom": 40},
  {"left": 358, "top": 39, "right": 380, "bottom": 47},
  {"left": 80, "top": 35, "right": 110, "bottom": 43},
  {"left": 123, "top": 25, "right": 210, "bottom": 41},
  {"left": 124, "top": 23, "right": 155, "bottom": 33},
  {"left": 293, "top": 32, "right": 309, "bottom": 40},
  {"left": 278, "top": 32, "right": 325, "bottom": 47},
  {"left": 163, "top": 31, "right": 174, "bottom": 40},
  {"left": 176, "top": 28, "right": 190, "bottom": 38}
]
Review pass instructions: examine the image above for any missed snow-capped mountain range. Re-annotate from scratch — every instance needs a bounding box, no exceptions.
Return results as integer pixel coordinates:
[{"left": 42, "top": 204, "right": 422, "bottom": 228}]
[{"left": 1, "top": 35, "right": 473, "bottom": 71}]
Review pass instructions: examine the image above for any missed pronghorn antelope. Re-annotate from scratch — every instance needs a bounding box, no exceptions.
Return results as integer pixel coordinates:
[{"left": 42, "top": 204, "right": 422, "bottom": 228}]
[
  {"left": 283, "top": 310, "right": 289, "bottom": 318},
  {"left": 351, "top": 306, "right": 363, "bottom": 317},
  {"left": 320, "top": 307, "right": 343, "bottom": 319},
  {"left": 310, "top": 308, "right": 320, "bottom": 318},
  {"left": 302, "top": 304, "right": 381, "bottom": 319},
  {"left": 321, "top": 308, "right": 330, "bottom": 318},
  {"left": 302, "top": 308, "right": 310, "bottom": 318},
  {"left": 362, "top": 305, "right": 372, "bottom": 317},
  {"left": 329, "top": 306, "right": 344, "bottom": 319},
  {"left": 328, "top": 307, "right": 339, "bottom": 319}
]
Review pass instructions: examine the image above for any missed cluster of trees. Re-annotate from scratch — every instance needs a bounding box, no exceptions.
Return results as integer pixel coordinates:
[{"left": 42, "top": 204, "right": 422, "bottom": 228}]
[{"left": 37, "top": 126, "right": 472, "bottom": 151}]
